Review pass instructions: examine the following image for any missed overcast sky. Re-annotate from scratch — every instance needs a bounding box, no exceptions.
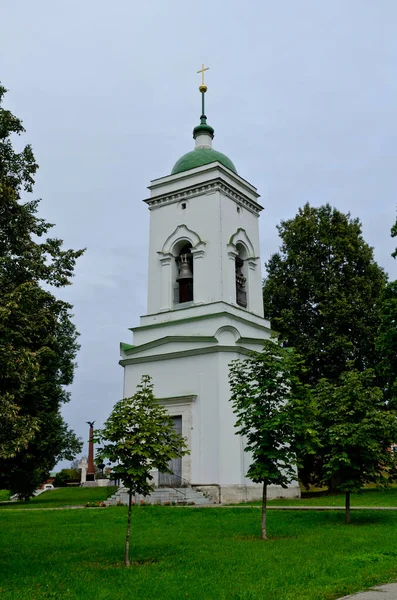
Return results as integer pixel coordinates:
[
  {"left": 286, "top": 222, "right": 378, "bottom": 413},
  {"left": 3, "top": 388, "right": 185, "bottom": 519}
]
[{"left": 2, "top": 1, "right": 397, "bottom": 467}]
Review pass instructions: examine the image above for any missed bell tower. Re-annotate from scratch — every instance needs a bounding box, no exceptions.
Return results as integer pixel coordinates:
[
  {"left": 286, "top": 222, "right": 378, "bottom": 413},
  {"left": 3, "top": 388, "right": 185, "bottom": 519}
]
[{"left": 120, "top": 68, "right": 299, "bottom": 503}]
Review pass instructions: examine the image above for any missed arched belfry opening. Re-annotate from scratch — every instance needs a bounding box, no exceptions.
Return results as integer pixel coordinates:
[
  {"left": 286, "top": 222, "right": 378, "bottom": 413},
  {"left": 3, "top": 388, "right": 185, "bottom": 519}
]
[
  {"left": 235, "top": 243, "right": 247, "bottom": 308},
  {"left": 175, "top": 242, "right": 193, "bottom": 304}
]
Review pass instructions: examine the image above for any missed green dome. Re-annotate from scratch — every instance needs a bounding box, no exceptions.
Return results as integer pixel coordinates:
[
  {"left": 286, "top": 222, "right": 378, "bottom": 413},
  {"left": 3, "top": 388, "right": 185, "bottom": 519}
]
[{"left": 171, "top": 147, "right": 237, "bottom": 175}]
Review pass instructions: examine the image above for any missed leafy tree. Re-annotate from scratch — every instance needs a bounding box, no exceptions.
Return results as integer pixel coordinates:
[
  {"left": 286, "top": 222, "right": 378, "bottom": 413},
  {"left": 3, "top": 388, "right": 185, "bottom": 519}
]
[
  {"left": 263, "top": 203, "right": 386, "bottom": 387},
  {"left": 376, "top": 282, "right": 397, "bottom": 408},
  {"left": 229, "top": 340, "right": 317, "bottom": 540},
  {"left": 95, "top": 375, "right": 189, "bottom": 566},
  {"left": 313, "top": 369, "right": 397, "bottom": 523},
  {"left": 391, "top": 216, "right": 397, "bottom": 259},
  {"left": 376, "top": 220, "right": 397, "bottom": 407},
  {"left": 54, "top": 467, "right": 81, "bottom": 487},
  {"left": 0, "top": 84, "right": 83, "bottom": 497}
]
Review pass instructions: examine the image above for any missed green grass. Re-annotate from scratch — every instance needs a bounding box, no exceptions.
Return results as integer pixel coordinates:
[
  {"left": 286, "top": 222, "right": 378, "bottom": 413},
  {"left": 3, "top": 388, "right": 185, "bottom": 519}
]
[
  {"left": 0, "top": 486, "right": 117, "bottom": 509},
  {"left": 265, "top": 486, "right": 397, "bottom": 507},
  {"left": 1, "top": 506, "right": 397, "bottom": 599},
  {"left": 0, "top": 490, "right": 10, "bottom": 502}
]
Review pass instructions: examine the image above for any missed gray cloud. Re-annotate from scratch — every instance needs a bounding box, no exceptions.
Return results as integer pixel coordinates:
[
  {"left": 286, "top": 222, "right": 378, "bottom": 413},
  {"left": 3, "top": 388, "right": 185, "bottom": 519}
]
[{"left": 2, "top": 0, "right": 396, "bottom": 466}]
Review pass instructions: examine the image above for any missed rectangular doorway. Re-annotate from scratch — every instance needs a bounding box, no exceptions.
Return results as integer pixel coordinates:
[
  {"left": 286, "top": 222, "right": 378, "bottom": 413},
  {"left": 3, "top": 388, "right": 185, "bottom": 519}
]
[{"left": 159, "top": 415, "right": 182, "bottom": 487}]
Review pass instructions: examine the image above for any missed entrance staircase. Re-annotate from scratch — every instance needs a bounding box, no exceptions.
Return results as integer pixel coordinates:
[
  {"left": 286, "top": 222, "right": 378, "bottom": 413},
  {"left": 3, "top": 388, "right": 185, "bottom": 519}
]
[{"left": 109, "top": 486, "right": 214, "bottom": 506}]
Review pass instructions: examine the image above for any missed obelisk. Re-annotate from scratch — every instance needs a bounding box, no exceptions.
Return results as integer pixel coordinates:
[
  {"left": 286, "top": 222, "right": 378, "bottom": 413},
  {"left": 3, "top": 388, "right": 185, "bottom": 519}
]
[{"left": 86, "top": 421, "right": 95, "bottom": 482}]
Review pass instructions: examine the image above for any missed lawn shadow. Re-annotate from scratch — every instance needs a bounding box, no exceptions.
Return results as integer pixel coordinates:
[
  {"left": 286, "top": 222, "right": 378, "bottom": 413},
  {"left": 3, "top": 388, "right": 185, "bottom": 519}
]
[
  {"left": 239, "top": 534, "right": 297, "bottom": 542},
  {"left": 347, "top": 513, "right": 396, "bottom": 526},
  {"left": 82, "top": 557, "right": 160, "bottom": 570}
]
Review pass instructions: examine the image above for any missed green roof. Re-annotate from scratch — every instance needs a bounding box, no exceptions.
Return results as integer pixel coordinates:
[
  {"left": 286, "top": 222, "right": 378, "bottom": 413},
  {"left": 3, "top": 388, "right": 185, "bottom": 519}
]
[{"left": 171, "top": 147, "right": 237, "bottom": 175}]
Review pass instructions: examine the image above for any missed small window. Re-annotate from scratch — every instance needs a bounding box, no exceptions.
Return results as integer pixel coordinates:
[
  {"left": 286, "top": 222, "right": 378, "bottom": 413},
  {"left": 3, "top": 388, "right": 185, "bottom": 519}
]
[
  {"left": 181, "top": 202, "right": 187, "bottom": 210},
  {"left": 237, "top": 206, "right": 241, "bottom": 213}
]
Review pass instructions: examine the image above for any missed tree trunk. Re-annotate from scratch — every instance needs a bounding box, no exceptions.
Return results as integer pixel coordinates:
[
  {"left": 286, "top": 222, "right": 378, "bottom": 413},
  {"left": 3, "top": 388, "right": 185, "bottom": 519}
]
[
  {"left": 261, "top": 483, "right": 267, "bottom": 540},
  {"left": 125, "top": 489, "right": 133, "bottom": 566},
  {"left": 345, "top": 491, "right": 351, "bottom": 524}
]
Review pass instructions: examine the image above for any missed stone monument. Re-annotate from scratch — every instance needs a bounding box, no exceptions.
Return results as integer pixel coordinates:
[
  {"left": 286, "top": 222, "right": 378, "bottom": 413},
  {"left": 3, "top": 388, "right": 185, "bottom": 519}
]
[{"left": 86, "top": 421, "right": 95, "bottom": 482}]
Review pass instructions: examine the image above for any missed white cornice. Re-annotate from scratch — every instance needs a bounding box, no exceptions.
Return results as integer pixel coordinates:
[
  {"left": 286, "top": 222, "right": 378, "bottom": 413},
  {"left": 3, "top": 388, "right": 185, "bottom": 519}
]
[
  {"left": 150, "top": 161, "right": 258, "bottom": 195},
  {"left": 144, "top": 180, "right": 263, "bottom": 216}
]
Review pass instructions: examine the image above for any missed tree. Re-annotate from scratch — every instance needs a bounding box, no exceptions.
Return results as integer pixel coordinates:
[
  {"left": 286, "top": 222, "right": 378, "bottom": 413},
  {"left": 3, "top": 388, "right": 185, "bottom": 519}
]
[
  {"left": 313, "top": 369, "right": 397, "bottom": 523},
  {"left": 376, "top": 219, "right": 397, "bottom": 408},
  {"left": 263, "top": 203, "right": 386, "bottom": 387},
  {"left": 376, "top": 282, "right": 397, "bottom": 408},
  {"left": 229, "top": 340, "right": 317, "bottom": 540},
  {"left": 54, "top": 467, "right": 81, "bottom": 487},
  {"left": 391, "top": 215, "right": 397, "bottom": 259},
  {"left": 0, "top": 84, "right": 83, "bottom": 497},
  {"left": 94, "top": 375, "right": 189, "bottom": 566}
]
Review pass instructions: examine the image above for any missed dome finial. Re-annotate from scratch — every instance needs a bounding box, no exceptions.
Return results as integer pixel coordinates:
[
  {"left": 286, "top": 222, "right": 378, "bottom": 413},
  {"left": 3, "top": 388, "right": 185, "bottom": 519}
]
[
  {"left": 197, "top": 63, "right": 209, "bottom": 94},
  {"left": 197, "top": 63, "right": 209, "bottom": 122},
  {"left": 193, "top": 63, "right": 214, "bottom": 141}
]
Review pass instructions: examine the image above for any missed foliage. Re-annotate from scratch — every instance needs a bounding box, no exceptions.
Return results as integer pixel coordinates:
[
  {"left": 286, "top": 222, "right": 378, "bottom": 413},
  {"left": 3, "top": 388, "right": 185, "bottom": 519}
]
[
  {"left": 313, "top": 369, "right": 397, "bottom": 522},
  {"left": 95, "top": 375, "right": 189, "bottom": 565},
  {"left": 391, "top": 215, "right": 397, "bottom": 259},
  {"left": 262, "top": 203, "right": 386, "bottom": 387},
  {"left": 53, "top": 468, "right": 81, "bottom": 488},
  {"left": 3, "top": 508, "right": 397, "bottom": 600},
  {"left": 376, "top": 281, "right": 397, "bottom": 408},
  {"left": 229, "top": 339, "right": 317, "bottom": 538},
  {"left": 0, "top": 84, "right": 83, "bottom": 497},
  {"left": 0, "top": 489, "right": 10, "bottom": 502}
]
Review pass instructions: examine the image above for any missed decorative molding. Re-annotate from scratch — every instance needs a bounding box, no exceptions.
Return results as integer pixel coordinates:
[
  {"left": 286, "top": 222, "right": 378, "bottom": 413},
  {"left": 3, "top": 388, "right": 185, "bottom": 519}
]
[
  {"left": 158, "top": 253, "right": 173, "bottom": 266},
  {"left": 119, "top": 344, "right": 255, "bottom": 366},
  {"left": 121, "top": 335, "right": 218, "bottom": 356},
  {"left": 130, "top": 305, "right": 271, "bottom": 333},
  {"left": 159, "top": 224, "right": 206, "bottom": 256},
  {"left": 215, "top": 325, "right": 241, "bottom": 343},
  {"left": 237, "top": 336, "right": 266, "bottom": 346},
  {"left": 190, "top": 242, "right": 206, "bottom": 259},
  {"left": 228, "top": 228, "right": 256, "bottom": 259},
  {"left": 227, "top": 247, "right": 239, "bottom": 260},
  {"left": 145, "top": 179, "right": 263, "bottom": 216},
  {"left": 156, "top": 395, "right": 197, "bottom": 406},
  {"left": 247, "top": 258, "right": 260, "bottom": 271}
]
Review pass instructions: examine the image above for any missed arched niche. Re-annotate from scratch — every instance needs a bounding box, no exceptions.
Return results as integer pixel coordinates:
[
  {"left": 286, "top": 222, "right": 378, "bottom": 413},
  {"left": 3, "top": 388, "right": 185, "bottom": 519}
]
[
  {"left": 227, "top": 228, "right": 256, "bottom": 259},
  {"left": 160, "top": 224, "right": 205, "bottom": 255},
  {"left": 158, "top": 225, "right": 206, "bottom": 307},
  {"left": 227, "top": 228, "right": 258, "bottom": 310},
  {"left": 215, "top": 325, "right": 240, "bottom": 345}
]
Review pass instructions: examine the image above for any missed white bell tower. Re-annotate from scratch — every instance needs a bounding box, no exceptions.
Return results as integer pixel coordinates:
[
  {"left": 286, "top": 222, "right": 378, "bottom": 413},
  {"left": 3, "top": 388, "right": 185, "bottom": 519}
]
[{"left": 120, "top": 70, "right": 299, "bottom": 503}]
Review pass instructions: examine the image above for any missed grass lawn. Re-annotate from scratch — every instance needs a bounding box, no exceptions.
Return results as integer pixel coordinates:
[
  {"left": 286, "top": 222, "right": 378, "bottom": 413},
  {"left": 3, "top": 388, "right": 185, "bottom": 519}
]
[
  {"left": 0, "top": 490, "right": 10, "bottom": 502},
  {"left": 0, "top": 486, "right": 117, "bottom": 509},
  {"left": 1, "top": 506, "right": 397, "bottom": 600},
  {"left": 265, "top": 486, "right": 397, "bottom": 507}
]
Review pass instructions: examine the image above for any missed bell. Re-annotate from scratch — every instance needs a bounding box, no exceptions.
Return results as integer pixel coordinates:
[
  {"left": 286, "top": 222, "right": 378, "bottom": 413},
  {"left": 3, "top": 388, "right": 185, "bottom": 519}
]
[{"left": 176, "top": 254, "right": 193, "bottom": 282}]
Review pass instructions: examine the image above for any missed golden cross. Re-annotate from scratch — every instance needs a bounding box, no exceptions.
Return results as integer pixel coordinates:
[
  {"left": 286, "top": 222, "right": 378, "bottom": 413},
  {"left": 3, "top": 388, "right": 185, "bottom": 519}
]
[{"left": 197, "top": 63, "right": 209, "bottom": 86}]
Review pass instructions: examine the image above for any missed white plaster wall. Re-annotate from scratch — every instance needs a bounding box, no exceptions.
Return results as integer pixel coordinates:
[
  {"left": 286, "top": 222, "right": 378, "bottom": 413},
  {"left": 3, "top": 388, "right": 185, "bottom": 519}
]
[
  {"left": 146, "top": 165, "right": 263, "bottom": 317},
  {"left": 123, "top": 349, "right": 249, "bottom": 486},
  {"left": 148, "top": 162, "right": 259, "bottom": 203},
  {"left": 130, "top": 306, "right": 271, "bottom": 347},
  {"left": 118, "top": 157, "right": 302, "bottom": 499},
  {"left": 137, "top": 300, "right": 270, "bottom": 331},
  {"left": 219, "top": 195, "right": 264, "bottom": 317},
  {"left": 147, "top": 190, "right": 222, "bottom": 313}
]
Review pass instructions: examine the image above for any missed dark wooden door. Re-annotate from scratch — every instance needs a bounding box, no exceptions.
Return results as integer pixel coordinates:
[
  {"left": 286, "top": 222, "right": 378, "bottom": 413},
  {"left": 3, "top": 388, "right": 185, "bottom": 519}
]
[{"left": 159, "top": 416, "right": 182, "bottom": 487}]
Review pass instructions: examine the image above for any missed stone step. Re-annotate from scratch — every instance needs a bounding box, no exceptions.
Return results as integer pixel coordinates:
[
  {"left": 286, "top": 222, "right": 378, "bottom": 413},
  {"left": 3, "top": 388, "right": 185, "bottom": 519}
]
[{"left": 109, "top": 486, "right": 214, "bottom": 506}]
